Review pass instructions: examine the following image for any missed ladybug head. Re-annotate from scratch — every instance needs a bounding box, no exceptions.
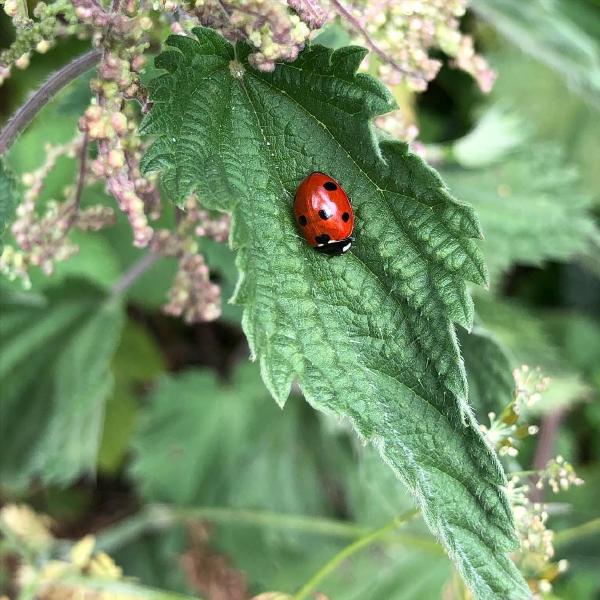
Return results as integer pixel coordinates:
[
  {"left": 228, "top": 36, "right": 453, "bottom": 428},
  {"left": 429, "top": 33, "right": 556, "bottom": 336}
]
[{"left": 315, "top": 236, "right": 354, "bottom": 256}]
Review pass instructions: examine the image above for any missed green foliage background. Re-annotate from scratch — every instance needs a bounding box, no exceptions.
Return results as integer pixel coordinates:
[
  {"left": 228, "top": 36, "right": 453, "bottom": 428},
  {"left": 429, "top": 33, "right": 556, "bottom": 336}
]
[{"left": 1, "top": 1, "right": 600, "bottom": 599}]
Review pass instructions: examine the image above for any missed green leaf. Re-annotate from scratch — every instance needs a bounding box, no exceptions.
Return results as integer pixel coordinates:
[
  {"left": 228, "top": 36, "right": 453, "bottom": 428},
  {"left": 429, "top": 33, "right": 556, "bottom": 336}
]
[
  {"left": 442, "top": 143, "right": 599, "bottom": 284},
  {"left": 488, "top": 49, "right": 600, "bottom": 201},
  {"left": 131, "top": 363, "right": 343, "bottom": 592},
  {"left": 472, "top": 0, "right": 600, "bottom": 105},
  {"left": 140, "top": 28, "right": 527, "bottom": 599},
  {"left": 452, "top": 105, "right": 530, "bottom": 169},
  {"left": 131, "top": 364, "right": 328, "bottom": 516},
  {"left": 0, "top": 158, "right": 17, "bottom": 253},
  {"left": 474, "top": 295, "right": 590, "bottom": 412},
  {"left": 98, "top": 320, "right": 166, "bottom": 474},
  {"left": 0, "top": 280, "right": 124, "bottom": 487},
  {"left": 459, "top": 324, "right": 515, "bottom": 417},
  {"left": 322, "top": 447, "right": 451, "bottom": 599},
  {"left": 130, "top": 363, "right": 448, "bottom": 596}
]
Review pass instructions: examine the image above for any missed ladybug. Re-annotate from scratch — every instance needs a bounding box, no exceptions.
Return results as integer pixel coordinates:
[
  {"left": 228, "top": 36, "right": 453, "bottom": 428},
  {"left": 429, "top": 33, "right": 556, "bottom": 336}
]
[{"left": 293, "top": 172, "right": 355, "bottom": 255}]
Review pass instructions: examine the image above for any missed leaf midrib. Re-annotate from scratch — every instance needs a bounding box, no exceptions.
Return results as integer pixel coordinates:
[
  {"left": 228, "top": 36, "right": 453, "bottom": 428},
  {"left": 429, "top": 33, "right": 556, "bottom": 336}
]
[{"left": 237, "top": 74, "right": 352, "bottom": 397}]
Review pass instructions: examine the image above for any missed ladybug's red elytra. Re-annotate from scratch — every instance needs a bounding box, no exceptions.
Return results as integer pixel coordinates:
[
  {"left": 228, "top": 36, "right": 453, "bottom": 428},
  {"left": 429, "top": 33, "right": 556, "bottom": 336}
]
[{"left": 293, "top": 172, "right": 354, "bottom": 255}]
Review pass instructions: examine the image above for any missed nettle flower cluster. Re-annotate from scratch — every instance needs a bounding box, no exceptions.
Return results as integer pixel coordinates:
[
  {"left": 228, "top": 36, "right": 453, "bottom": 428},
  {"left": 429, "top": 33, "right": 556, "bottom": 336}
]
[
  {"left": 481, "top": 366, "right": 584, "bottom": 598},
  {"left": 0, "top": 0, "right": 82, "bottom": 82},
  {"left": 1, "top": 0, "right": 492, "bottom": 320},
  {"left": 1, "top": 504, "right": 126, "bottom": 599}
]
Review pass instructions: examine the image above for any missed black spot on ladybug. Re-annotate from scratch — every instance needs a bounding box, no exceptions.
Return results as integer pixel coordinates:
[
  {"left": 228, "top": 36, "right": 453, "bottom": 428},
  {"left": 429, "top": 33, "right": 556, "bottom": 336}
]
[
  {"left": 315, "top": 233, "right": 331, "bottom": 245},
  {"left": 323, "top": 181, "right": 337, "bottom": 191},
  {"left": 298, "top": 215, "right": 307, "bottom": 226},
  {"left": 342, "top": 212, "right": 350, "bottom": 222},
  {"left": 318, "top": 209, "right": 330, "bottom": 220}
]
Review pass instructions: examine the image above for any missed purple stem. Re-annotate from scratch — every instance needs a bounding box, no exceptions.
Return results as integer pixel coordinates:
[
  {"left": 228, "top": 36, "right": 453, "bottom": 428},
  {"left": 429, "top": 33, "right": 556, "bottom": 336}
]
[
  {"left": 0, "top": 49, "right": 102, "bottom": 155},
  {"left": 329, "top": 0, "right": 417, "bottom": 80},
  {"left": 111, "top": 252, "right": 160, "bottom": 298},
  {"left": 530, "top": 409, "right": 565, "bottom": 503}
]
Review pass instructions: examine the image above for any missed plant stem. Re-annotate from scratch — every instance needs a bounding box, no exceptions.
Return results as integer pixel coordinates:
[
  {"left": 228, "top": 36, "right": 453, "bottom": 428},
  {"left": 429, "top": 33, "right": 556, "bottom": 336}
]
[
  {"left": 110, "top": 252, "right": 160, "bottom": 298},
  {"left": 0, "top": 49, "right": 102, "bottom": 155},
  {"left": 293, "top": 509, "right": 419, "bottom": 600},
  {"left": 554, "top": 517, "right": 600, "bottom": 547},
  {"left": 96, "top": 504, "right": 370, "bottom": 551},
  {"left": 509, "top": 469, "right": 539, "bottom": 478},
  {"left": 94, "top": 504, "right": 439, "bottom": 558}
]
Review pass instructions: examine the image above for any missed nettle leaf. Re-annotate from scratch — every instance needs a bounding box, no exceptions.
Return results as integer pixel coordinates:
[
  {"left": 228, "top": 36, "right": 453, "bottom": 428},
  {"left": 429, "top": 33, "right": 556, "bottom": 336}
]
[
  {"left": 131, "top": 364, "right": 328, "bottom": 515},
  {"left": 141, "top": 28, "right": 527, "bottom": 599},
  {"left": 98, "top": 321, "right": 166, "bottom": 474},
  {"left": 0, "top": 158, "right": 17, "bottom": 252},
  {"left": 442, "top": 143, "right": 599, "bottom": 284},
  {"left": 0, "top": 280, "right": 124, "bottom": 487}
]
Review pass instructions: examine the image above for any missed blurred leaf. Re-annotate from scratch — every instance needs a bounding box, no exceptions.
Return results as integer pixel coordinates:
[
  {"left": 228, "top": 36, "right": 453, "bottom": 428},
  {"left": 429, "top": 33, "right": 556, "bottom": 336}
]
[
  {"left": 130, "top": 363, "right": 340, "bottom": 591},
  {"left": 459, "top": 324, "right": 515, "bottom": 416},
  {"left": 313, "top": 22, "right": 353, "bottom": 49},
  {"left": 473, "top": 0, "right": 600, "bottom": 105},
  {"left": 0, "top": 280, "right": 124, "bottom": 488},
  {"left": 112, "top": 529, "right": 195, "bottom": 597},
  {"left": 200, "top": 237, "right": 242, "bottom": 324},
  {"left": 489, "top": 49, "right": 600, "bottom": 201},
  {"left": 24, "top": 230, "right": 122, "bottom": 291},
  {"left": 322, "top": 551, "right": 451, "bottom": 600},
  {"left": 315, "top": 446, "right": 451, "bottom": 599},
  {"left": 549, "top": 465, "right": 600, "bottom": 600},
  {"left": 582, "top": 401, "right": 600, "bottom": 461},
  {"left": 56, "top": 70, "right": 94, "bottom": 115},
  {"left": 452, "top": 105, "right": 529, "bottom": 168},
  {"left": 474, "top": 295, "right": 590, "bottom": 412},
  {"left": 527, "top": 375, "right": 590, "bottom": 415},
  {"left": 131, "top": 363, "right": 327, "bottom": 514},
  {"left": 0, "top": 158, "right": 16, "bottom": 252},
  {"left": 141, "top": 29, "right": 525, "bottom": 599},
  {"left": 547, "top": 314, "right": 600, "bottom": 387},
  {"left": 131, "top": 363, "right": 456, "bottom": 598},
  {"left": 98, "top": 320, "right": 166, "bottom": 474},
  {"left": 442, "top": 143, "right": 599, "bottom": 284}
]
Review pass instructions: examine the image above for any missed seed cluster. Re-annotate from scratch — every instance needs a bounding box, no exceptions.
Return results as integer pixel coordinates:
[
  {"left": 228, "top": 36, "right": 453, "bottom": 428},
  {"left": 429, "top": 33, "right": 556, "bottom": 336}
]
[
  {"left": 160, "top": 0, "right": 325, "bottom": 71},
  {"left": 480, "top": 365, "right": 584, "bottom": 597},
  {"left": 338, "top": 0, "right": 496, "bottom": 140},
  {"left": 0, "top": 137, "right": 115, "bottom": 286},
  {"left": 150, "top": 197, "right": 230, "bottom": 323},
  {"left": 0, "top": 0, "right": 90, "bottom": 84}
]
